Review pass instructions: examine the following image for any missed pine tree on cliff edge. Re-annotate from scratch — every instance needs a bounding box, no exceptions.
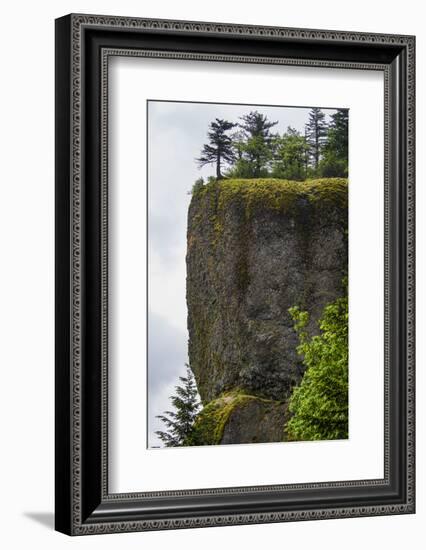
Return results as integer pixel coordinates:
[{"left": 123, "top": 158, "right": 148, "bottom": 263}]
[
  {"left": 305, "top": 107, "right": 328, "bottom": 171},
  {"left": 155, "top": 365, "right": 201, "bottom": 447},
  {"left": 196, "top": 118, "right": 236, "bottom": 179}
]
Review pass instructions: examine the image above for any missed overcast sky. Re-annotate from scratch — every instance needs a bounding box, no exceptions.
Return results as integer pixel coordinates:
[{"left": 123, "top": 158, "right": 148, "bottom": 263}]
[{"left": 147, "top": 100, "right": 337, "bottom": 448}]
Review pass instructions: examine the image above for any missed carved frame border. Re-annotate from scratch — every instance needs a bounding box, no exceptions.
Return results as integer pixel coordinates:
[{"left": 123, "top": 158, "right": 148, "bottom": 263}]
[{"left": 55, "top": 13, "right": 415, "bottom": 536}]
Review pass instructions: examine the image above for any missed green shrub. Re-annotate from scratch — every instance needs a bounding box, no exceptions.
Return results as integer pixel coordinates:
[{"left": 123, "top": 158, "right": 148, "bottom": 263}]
[
  {"left": 286, "top": 287, "right": 348, "bottom": 441},
  {"left": 190, "top": 177, "right": 205, "bottom": 194}
]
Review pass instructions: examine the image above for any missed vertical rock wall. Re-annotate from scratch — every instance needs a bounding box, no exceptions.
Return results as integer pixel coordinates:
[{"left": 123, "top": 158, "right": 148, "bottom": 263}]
[{"left": 186, "top": 178, "right": 348, "bottom": 440}]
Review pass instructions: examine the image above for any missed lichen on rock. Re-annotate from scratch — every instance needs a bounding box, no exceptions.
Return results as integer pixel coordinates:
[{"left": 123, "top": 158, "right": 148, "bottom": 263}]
[
  {"left": 187, "top": 391, "right": 289, "bottom": 446},
  {"left": 186, "top": 178, "right": 348, "bottom": 409}
]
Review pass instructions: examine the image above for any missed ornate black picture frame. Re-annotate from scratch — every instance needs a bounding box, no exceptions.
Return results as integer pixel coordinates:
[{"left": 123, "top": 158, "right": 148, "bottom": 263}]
[{"left": 55, "top": 14, "right": 415, "bottom": 535}]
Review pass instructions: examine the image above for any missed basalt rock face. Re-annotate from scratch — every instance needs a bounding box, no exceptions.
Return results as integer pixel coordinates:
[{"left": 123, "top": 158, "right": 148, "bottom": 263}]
[
  {"left": 220, "top": 397, "right": 289, "bottom": 445},
  {"left": 188, "top": 392, "right": 289, "bottom": 446},
  {"left": 186, "top": 178, "right": 348, "bottom": 410}
]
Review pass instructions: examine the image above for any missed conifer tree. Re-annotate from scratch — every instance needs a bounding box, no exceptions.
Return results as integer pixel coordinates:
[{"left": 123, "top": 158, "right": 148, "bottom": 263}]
[
  {"left": 155, "top": 365, "right": 201, "bottom": 447},
  {"left": 239, "top": 110, "right": 278, "bottom": 141},
  {"left": 305, "top": 107, "right": 328, "bottom": 171},
  {"left": 328, "top": 108, "right": 349, "bottom": 159},
  {"left": 236, "top": 111, "right": 278, "bottom": 177},
  {"left": 196, "top": 118, "right": 237, "bottom": 179},
  {"left": 272, "top": 126, "right": 309, "bottom": 181},
  {"left": 319, "top": 108, "right": 349, "bottom": 177}
]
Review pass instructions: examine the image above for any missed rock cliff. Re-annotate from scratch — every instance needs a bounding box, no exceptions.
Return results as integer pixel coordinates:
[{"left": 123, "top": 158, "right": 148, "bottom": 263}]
[{"left": 186, "top": 178, "right": 348, "bottom": 444}]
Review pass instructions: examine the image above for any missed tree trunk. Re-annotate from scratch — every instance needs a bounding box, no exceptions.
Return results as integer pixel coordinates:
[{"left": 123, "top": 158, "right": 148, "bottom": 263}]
[
  {"left": 315, "top": 124, "right": 319, "bottom": 170},
  {"left": 216, "top": 153, "right": 222, "bottom": 179}
]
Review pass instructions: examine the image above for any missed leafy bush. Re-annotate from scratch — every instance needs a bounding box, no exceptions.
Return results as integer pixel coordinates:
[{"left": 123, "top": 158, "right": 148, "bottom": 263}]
[
  {"left": 191, "top": 177, "right": 205, "bottom": 194},
  {"left": 319, "top": 154, "right": 348, "bottom": 178},
  {"left": 286, "top": 287, "right": 348, "bottom": 441},
  {"left": 272, "top": 127, "right": 310, "bottom": 181}
]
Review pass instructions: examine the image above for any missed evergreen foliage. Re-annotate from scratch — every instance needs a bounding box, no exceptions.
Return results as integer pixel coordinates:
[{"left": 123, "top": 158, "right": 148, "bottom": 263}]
[
  {"left": 272, "top": 127, "right": 310, "bottom": 180},
  {"left": 195, "top": 107, "right": 348, "bottom": 186},
  {"left": 231, "top": 111, "right": 278, "bottom": 177},
  {"left": 305, "top": 107, "right": 328, "bottom": 170},
  {"left": 155, "top": 365, "right": 201, "bottom": 447},
  {"left": 286, "top": 284, "right": 349, "bottom": 441},
  {"left": 320, "top": 109, "right": 349, "bottom": 177},
  {"left": 196, "top": 118, "right": 237, "bottom": 179},
  {"left": 239, "top": 110, "right": 278, "bottom": 141}
]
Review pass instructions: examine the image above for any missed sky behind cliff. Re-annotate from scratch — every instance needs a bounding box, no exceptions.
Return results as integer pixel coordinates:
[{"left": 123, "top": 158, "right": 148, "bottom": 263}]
[{"left": 147, "top": 100, "right": 337, "bottom": 448}]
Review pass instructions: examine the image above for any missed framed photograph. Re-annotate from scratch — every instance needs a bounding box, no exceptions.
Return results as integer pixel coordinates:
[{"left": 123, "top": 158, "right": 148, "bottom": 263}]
[{"left": 55, "top": 14, "right": 415, "bottom": 535}]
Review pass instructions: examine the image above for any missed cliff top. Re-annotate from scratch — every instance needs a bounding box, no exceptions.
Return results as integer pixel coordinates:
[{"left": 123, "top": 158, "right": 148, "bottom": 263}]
[{"left": 192, "top": 177, "right": 348, "bottom": 215}]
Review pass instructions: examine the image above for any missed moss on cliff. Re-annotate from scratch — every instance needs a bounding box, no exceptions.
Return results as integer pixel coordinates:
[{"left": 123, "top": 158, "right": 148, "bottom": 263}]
[
  {"left": 186, "top": 392, "right": 249, "bottom": 445},
  {"left": 186, "top": 391, "right": 287, "bottom": 445},
  {"left": 187, "top": 177, "right": 348, "bottom": 405},
  {"left": 192, "top": 177, "right": 348, "bottom": 220},
  {"left": 189, "top": 178, "right": 347, "bottom": 254}
]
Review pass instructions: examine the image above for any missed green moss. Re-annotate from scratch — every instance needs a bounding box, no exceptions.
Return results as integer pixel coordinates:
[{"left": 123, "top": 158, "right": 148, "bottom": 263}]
[
  {"left": 193, "top": 177, "right": 347, "bottom": 218},
  {"left": 304, "top": 178, "right": 348, "bottom": 208},
  {"left": 186, "top": 391, "right": 282, "bottom": 445},
  {"left": 191, "top": 178, "right": 347, "bottom": 256},
  {"left": 187, "top": 177, "right": 347, "bottom": 405}
]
